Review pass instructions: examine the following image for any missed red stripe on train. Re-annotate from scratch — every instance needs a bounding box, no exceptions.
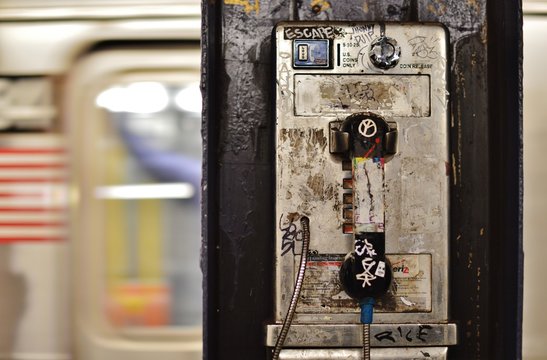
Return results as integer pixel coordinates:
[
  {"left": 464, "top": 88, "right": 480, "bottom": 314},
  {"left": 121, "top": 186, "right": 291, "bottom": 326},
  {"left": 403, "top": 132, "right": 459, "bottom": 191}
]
[
  {"left": 0, "top": 148, "right": 65, "bottom": 155},
  {"left": 0, "top": 163, "right": 65, "bottom": 169},
  {"left": 0, "top": 207, "right": 64, "bottom": 212},
  {"left": 0, "top": 192, "right": 43, "bottom": 198},
  {"left": 0, "top": 236, "right": 64, "bottom": 243},
  {"left": 0, "top": 222, "right": 65, "bottom": 227},
  {"left": 0, "top": 178, "right": 66, "bottom": 183}
]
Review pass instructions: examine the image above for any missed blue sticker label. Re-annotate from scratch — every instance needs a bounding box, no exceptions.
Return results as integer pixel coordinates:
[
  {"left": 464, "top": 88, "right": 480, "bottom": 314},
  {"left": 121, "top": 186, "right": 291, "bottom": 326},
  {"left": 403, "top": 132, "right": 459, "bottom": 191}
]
[{"left": 293, "top": 39, "right": 330, "bottom": 68}]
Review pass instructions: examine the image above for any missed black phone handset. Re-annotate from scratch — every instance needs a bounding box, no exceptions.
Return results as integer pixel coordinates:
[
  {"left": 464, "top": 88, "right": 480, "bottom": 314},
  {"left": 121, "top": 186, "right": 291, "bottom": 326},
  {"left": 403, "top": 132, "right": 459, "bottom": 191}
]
[{"left": 339, "top": 112, "right": 396, "bottom": 359}]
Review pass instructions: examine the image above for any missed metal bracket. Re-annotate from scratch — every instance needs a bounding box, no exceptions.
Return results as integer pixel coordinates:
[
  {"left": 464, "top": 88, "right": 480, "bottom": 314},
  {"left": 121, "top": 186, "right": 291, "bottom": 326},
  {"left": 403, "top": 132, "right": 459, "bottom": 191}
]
[{"left": 329, "top": 120, "right": 398, "bottom": 156}]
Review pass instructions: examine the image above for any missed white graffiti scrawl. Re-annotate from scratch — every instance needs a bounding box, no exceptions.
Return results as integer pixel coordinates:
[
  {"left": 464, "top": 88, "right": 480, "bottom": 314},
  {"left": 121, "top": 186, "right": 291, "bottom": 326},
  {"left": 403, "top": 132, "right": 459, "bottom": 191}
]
[
  {"left": 355, "top": 238, "right": 377, "bottom": 257},
  {"left": 356, "top": 257, "right": 377, "bottom": 288}
]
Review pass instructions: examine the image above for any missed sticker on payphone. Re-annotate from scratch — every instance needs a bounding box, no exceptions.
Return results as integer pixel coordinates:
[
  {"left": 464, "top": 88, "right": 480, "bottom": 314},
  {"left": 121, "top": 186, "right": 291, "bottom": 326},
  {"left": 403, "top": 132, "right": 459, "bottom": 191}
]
[
  {"left": 296, "top": 254, "right": 354, "bottom": 313},
  {"left": 378, "top": 254, "right": 432, "bottom": 312},
  {"left": 296, "top": 254, "right": 431, "bottom": 313}
]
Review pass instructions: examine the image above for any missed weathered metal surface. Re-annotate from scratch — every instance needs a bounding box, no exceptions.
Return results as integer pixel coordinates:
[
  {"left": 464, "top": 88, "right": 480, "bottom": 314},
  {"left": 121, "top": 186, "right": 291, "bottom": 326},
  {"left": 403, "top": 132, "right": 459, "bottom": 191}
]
[
  {"left": 279, "top": 347, "right": 448, "bottom": 359},
  {"left": 203, "top": 0, "right": 522, "bottom": 358},
  {"left": 274, "top": 22, "right": 449, "bottom": 325},
  {"left": 446, "top": 32, "right": 491, "bottom": 360},
  {"left": 485, "top": 1, "right": 523, "bottom": 359},
  {"left": 294, "top": 74, "right": 430, "bottom": 117},
  {"left": 266, "top": 323, "right": 457, "bottom": 347},
  {"left": 293, "top": 253, "right": 432, "bottom": 315}
]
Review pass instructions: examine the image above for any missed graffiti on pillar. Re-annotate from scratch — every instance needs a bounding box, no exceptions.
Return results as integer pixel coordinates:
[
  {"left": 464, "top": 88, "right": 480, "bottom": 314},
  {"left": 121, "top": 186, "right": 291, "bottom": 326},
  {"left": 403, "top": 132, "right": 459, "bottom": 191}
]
[
  {"left": 310, "top": 0, "right": 331, "bottom": 13},
  {"left": 224, "top": 0, "right": 259, "bottom": 14}
]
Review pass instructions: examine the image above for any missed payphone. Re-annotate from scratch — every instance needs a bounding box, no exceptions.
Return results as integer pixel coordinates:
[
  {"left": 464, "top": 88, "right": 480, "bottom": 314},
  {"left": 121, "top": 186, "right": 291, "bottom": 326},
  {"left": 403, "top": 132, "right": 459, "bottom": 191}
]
[{"left": 267, "top": 22, "right": 457, "bottom": 359}]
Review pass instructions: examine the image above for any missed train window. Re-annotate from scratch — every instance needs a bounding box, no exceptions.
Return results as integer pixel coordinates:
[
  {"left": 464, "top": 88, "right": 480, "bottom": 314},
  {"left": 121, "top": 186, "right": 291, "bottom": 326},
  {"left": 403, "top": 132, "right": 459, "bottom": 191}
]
[
  {"left": 68, "top": 48, "right": 201, "bottom": 359},
  {"left": 94, "top": 79, "right": 202, "bottom": 328}
]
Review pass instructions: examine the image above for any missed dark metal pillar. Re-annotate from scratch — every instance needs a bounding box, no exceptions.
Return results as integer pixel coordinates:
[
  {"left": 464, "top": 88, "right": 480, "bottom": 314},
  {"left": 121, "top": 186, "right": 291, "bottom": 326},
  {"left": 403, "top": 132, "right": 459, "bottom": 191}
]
[{"left": 202, "top": 0, "right": 522, "bottom": 359}]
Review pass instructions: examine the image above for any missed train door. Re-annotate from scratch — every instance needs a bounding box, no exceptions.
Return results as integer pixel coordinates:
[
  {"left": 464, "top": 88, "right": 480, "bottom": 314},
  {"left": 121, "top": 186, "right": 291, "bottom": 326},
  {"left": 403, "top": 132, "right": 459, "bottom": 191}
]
[
  {"left": 66, "top": 47, "right": 202, "bottom": 360},
  {"left": 0, "top": 1, "right": 202, "bottom": 359}
]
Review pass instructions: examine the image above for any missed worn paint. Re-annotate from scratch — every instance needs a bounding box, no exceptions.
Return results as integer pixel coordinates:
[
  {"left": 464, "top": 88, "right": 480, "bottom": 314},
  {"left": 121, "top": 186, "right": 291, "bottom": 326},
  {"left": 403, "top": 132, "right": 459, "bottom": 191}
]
[
  {"left": 274, "top": 23, "right": 449, "bottom": 328},
  {"left": 205, "top": 0, "right": 516, "bottom": 356},
  {"left": 306, "top": 173, "right": 336, "bottom": 201},
  {"left": 426, "top": 2, "right": 447, "bottom": 17},
  {"left": 311, "top": 0, "right": 331, "bottom": 11},
  {"left": 223, "top": 0, "right": 259, "bottom": 14},
  {"left": 279, "top": 128, "right": 328, "bottom": 157},
  {"left": 295, "top": 74, "right": 430, "bottom": 117},
  {"left": 353, "top": 157, "right": 385, "bottom": 232},
  {"left": 401, "top": 157, "right": 443, "bottom": 233},
  {"left": 447, "top": 31, "right": 491, "bottom": 359}
]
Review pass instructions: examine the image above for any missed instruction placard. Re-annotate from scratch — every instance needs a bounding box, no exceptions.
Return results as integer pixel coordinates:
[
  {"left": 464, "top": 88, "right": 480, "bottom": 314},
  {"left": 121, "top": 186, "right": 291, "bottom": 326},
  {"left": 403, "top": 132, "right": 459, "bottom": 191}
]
[{"left": 296, "top": 253, "right": 431, "bottom": 313}]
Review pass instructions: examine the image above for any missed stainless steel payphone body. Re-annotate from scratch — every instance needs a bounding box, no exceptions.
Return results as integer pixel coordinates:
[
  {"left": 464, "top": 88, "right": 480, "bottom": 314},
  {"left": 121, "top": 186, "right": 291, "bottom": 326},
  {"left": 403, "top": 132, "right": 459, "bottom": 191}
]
[{"left": 267, "top": 22, "right": 457, "bottom": 359}]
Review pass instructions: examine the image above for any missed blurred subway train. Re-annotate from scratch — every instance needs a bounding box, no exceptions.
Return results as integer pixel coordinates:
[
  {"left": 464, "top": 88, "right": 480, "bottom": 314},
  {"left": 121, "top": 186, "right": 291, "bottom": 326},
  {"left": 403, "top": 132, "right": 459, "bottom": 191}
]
[{"left": 0, "top": 1, "right": 202, "bottom": 359}]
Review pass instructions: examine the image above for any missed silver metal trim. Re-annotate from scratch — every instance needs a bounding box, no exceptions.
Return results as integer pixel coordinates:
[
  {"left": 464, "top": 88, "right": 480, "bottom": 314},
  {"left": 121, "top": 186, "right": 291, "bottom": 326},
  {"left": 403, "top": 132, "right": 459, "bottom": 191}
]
[
  {"left": 266, "top": 323, "right": 457, "bottom": 347},
  {"left": 278, "top": 347, "right": 448, "bottom": 359}
]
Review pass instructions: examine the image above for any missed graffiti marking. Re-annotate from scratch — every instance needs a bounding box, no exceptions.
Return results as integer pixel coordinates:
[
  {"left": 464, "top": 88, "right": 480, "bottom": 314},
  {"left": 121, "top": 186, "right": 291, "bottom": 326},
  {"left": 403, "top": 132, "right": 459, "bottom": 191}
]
[
  {"left": 310, "top": 0, "right": 331, "bottom": 12},
  {"left": 358, "top": 119, "right": 378, "bottom": 138},
  {"left": 408, "top": 36, "right": 439, "bottom": 59},
  {"left": 417, "top": 325, "right": 432, "bottom": 342},
  {"left": 277, "top": 59, "right": 292, "bottom": 112},
  {"left": 224, "top": 0, "right": 259, "bottom": 14},
  {"left": 279, "top": 214, "right": 303, "bottom": 256},
  {"left": 375, "top": 331, "right": 396, "bottom": 342},
  {"left": 356, "top": 257, "right": 377, "bottom": 287},
  {"left": 284, "top": 26, "right": 335, "bottom": 40},
  {"left": 352, "top": 25, "right": 374, "bottom": 46},
  {"left": 374, "top": 325, "right": 433, "bottom": 343}
]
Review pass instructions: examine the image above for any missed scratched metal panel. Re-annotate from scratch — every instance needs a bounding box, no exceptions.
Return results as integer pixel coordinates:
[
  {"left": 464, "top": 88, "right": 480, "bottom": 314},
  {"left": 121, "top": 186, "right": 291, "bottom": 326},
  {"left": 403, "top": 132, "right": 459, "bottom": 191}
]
[
  {"left": 279, "top": 347, "right": 448, "bottom": 359},
  {"left": 275, "top": 22, "right": 449, "bottom": 326},
  {"left": 266, "top": 323, "right": 457, "bottom": 347},
  {"left": 294, "top": 74, "right": 430, "bottom": 116}
]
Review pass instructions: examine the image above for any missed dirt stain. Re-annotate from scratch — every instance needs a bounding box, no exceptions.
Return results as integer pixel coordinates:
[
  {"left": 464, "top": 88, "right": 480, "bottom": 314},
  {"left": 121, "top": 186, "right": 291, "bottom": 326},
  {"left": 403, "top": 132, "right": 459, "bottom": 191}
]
[
  {"left": 306, "top": 173, "right": 335, "bottom": 201},
  {"left": 279, "top": 128, "right": 328, "bottom": 155}
]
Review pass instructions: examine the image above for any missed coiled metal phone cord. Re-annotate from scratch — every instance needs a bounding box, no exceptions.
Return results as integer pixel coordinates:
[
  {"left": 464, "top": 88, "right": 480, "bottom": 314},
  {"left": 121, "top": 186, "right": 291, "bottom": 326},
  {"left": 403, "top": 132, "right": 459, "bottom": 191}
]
[
  {"left": 272, "top": 216, "right": 310, "bottom": 360},
  {"left": 363, "top": 323, "right": 371, "bottom": 360}
]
